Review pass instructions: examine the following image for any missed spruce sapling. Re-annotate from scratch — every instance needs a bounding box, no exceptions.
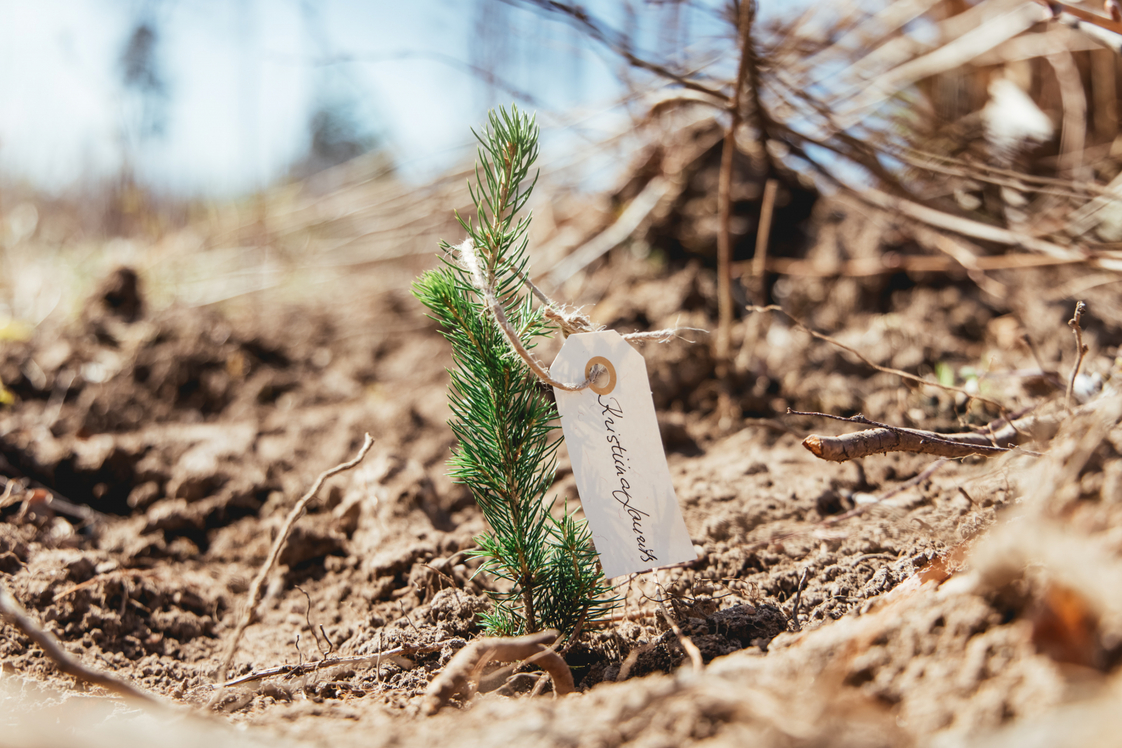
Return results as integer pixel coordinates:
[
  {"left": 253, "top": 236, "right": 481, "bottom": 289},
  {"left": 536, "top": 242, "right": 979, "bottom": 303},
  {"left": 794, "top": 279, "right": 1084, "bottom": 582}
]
[{"left": 413, "top": 106, "right": 614, "bottom": 637}]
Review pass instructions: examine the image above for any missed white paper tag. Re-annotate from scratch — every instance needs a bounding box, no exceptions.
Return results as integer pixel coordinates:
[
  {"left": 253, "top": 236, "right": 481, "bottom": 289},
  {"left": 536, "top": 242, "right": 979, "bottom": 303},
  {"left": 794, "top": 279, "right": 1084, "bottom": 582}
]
[{"left": 551, "top": 330, "right": 696, "bottom": 579}]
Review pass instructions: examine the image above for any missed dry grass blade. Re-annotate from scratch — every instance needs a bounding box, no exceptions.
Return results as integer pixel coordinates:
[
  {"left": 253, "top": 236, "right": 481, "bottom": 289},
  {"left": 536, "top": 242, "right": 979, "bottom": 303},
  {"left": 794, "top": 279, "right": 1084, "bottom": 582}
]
[
  {"left": 544, "top": 176, "right": 672, "bottom": 287},
  {"left": 219, "top": 433, "right": 374, "bottom": 683}
]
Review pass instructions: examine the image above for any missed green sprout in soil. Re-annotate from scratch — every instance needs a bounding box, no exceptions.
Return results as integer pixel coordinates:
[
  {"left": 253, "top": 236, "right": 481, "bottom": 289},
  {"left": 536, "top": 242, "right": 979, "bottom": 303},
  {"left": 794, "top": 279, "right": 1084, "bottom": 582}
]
[{"left": 413, "top": 106, "right": 614, "bottom": 638}]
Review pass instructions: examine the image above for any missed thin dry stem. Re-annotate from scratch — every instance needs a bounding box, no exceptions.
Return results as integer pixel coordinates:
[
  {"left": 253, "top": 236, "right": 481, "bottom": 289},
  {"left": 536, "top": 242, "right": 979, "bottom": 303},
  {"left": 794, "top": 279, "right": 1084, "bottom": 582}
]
[
  {"left": 654, "top": 583, "right": 703, "bottom": 673},
  {"left": 219, "top": 433, "right": 374, "bottom": 683},
  {"left": 715, "top": 0, "right": 754, "bottom": 370},
  {"left": 788, "top": 568, "right": 810, "bottom": 632},
  {"left": 1066, "top": 301, "right": 1090, "bottom": 410},
  {"left": 219, "top": 642, "right": 446, "bottom": 688},
  {"left": 750, "top": 179, "right": 779, "bottom": 305},
  {"left": 0, "top": 583, "right": 159, "bottom": 703},
  {"left": 750, "top": 305, "right": 1009, "bottom": 413}
]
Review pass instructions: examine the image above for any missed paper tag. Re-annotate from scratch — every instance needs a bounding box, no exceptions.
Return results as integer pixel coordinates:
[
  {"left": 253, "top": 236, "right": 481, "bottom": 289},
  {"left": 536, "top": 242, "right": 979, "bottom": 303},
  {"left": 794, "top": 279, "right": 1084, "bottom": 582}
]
[{"left": 551, "top": 331, "right": 696, "bottom": 579}]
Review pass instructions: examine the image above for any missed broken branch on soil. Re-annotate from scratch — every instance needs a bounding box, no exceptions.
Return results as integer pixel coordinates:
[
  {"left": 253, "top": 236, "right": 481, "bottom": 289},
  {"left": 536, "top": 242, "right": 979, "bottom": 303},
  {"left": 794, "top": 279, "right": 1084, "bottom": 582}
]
[
  {"left": 219, "top": 433, "right": 374, "bottom": 683},
  {"left": 1065, "top": 301, "right": 1089, "bottom": 410},
  {"left": 422, "top": 629, "right": 573, "bottom": 715},
  {"left": 794, "top": 409, "right": 1059, "bottom": 462},
  {"left": 750, "top": 305, "right": 1008, "bottom": 413},
  {"left": 0, "top": 583, "right": 158, "bottom": 703}
]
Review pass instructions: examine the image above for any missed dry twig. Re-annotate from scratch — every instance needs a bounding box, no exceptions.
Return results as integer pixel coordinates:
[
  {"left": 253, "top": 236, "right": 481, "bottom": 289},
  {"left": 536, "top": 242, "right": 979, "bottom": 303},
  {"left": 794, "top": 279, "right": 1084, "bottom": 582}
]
[
  {"left": 749, "top": 305, "right": 1008, "bottom": 412},
  {"left": 750, "top": 179, "right": 779, "bottom": 306},
  {"left": 1065, "top": 301, "right": 1090, "bottom": 410},
  {"left": 422, "top": 629, "right": 573, "bottom": 715},
  {"left": 794, "top": 409, "right": 1061, "bottom": 462},
  {"left": 0, "top": 583, "right": 158, "bottom": 703},
  {"left": 654, "top": 584, "right": 703, "bottom": 673},
  {"left": 219, "top": 642, "right": 446, "bottom": 688},
  {"left": 716, "top": 0, "right": 756, "bottom": 372},
  {"left": 219, "top": 433, "right": 374, "bottom": 682},
  {"left": 857, "top": 188, "right": 1106, "bottom": 265},
  {"left": 788, "top": 568, "right": 810, "bottom": 632}
]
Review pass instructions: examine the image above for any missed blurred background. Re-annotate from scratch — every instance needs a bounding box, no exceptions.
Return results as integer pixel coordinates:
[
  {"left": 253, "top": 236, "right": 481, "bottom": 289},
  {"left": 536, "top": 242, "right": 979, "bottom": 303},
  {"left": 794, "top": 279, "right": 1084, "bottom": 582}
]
[
  {"left": 0, "top": 0, "right": 758, "bottom": 326},
  {"left": 4, "top": 0, "right": 1122, "bottom": 337}
]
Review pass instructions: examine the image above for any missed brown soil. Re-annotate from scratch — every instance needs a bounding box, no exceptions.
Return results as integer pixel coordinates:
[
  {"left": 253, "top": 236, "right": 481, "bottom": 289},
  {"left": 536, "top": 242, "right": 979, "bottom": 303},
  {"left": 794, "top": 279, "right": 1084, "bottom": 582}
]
[{"left": 4, "top": 190, "right": 1122, "bottom": 747}]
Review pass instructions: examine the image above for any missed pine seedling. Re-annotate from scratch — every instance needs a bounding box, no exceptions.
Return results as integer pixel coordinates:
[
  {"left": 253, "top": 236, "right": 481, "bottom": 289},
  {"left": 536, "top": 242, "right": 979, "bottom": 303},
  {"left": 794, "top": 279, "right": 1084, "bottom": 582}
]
[{"left": 413, "top": 106, "right": 614, "bottom": 638}]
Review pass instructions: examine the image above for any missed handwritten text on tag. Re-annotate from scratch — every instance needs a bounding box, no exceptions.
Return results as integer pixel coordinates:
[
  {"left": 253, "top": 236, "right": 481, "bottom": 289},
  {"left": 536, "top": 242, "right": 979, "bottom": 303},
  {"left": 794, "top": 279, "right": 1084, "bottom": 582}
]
[{"left": 551, "top": 331, "right": 696, "bottom": 578}]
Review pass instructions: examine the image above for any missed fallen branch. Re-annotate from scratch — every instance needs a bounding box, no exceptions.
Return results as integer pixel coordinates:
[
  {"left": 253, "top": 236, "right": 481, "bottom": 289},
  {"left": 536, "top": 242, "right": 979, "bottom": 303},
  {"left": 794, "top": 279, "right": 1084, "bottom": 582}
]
[
  {"left": 422, "top": 629, "right": 573, "bottom": 715},
  {"left": 0, "top": 583, "right": 158, "bottom": 703},
  {"left": 795, "top": 409, "right": 1060, "bottom": 462},
  {"left": 219, "top": 433, "right": 374, "bottom": 683}
]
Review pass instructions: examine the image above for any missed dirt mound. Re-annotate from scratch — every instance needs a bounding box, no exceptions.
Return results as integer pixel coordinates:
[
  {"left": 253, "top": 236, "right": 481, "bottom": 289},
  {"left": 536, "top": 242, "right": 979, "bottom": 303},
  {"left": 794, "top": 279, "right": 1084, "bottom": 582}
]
[{"left": 3, "top": 208, "right": 1122, "bottom": 746}]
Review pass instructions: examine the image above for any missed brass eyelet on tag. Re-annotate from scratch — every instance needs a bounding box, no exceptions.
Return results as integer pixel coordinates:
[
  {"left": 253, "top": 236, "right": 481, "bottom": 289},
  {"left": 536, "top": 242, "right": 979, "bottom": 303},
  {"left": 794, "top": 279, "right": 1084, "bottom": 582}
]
[{"left": 585, "top": 356, "right": 617, "bottom": 395}]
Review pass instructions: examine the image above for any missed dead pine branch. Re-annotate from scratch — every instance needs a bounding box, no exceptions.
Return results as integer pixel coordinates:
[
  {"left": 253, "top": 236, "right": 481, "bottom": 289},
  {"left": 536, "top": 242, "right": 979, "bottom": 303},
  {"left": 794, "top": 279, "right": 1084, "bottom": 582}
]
[
  {"left": 792, "top": 409, "right": 1058, "bottom": 463},
  {"left": 218, "top": 433, "right": 374, "bottom": 683},
  {"left": 1065, "top": 301, "right": 1090, "bottom": 410},
  {"left": 422, "top": 629, "right": 573, "bottom": 715},
  {"left": 0, "top": 583, "right": 159, "bottom": 703}
]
